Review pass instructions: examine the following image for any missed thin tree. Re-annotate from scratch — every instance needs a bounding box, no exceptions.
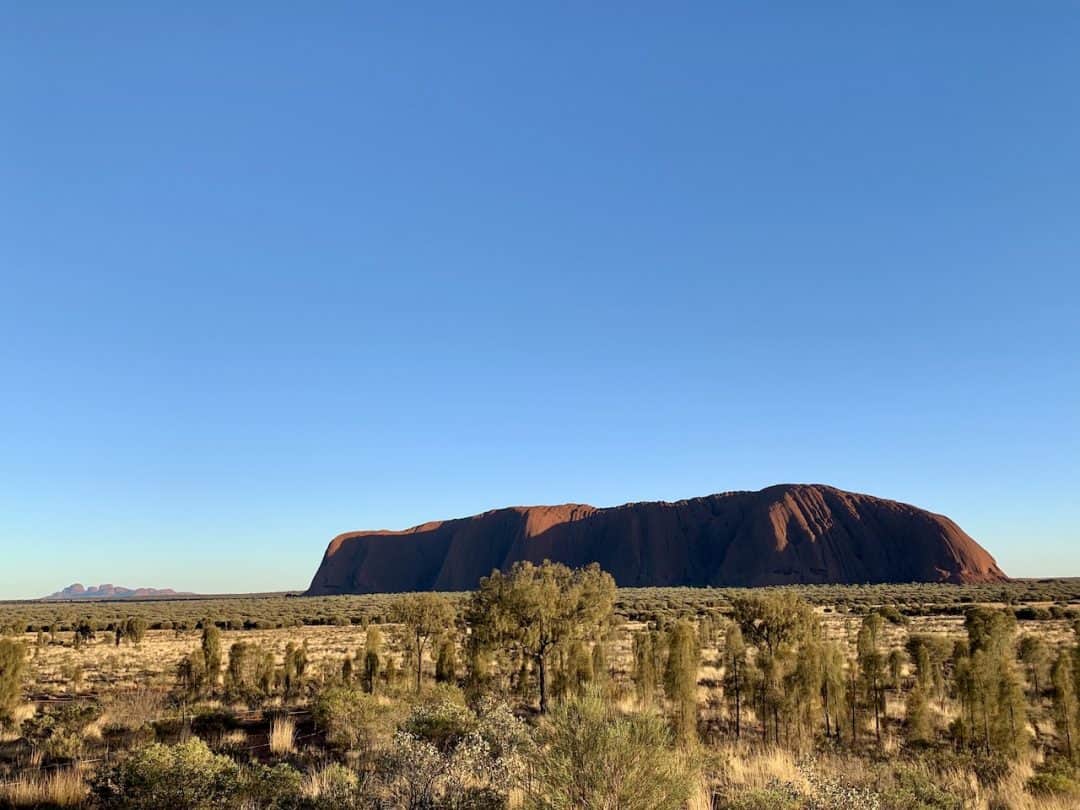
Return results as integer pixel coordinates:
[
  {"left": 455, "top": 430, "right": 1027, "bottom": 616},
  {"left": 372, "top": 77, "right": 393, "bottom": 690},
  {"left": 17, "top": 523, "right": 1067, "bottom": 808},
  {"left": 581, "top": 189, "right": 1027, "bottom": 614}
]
[
  {"left": 633, "top": 631, "right": 658, "bottom": 708},
  {"left": 0, "top": 639, "right": 27, "bottom": 729},
  {"left": 857, "top": 613, "right": 885, "bottom": 745},
  {"left": 397, "top": 593, "right": 455, "bottom": 693},
  {"left": 125, "top": 616, "right": 148, "bottom": 646},
  {"left": 905, "top": 682, "right": 933, "bottom": 745},
  {"left": 1052, "top": 650, "right": 1078, "bottom": 762},
  {"left": 1018, "top": 634, "right": 1050, "bottom": 702},
  {"left": 362, "top": 626, "right": 382, "bottom": 694},
  {"left": 435, "top": 636, "right": 457, "bottom": 684},
  {"left": 722, "top": 623, "right": 746, "bottom": 739},
  {"left": 201, "top": 622, "right": 222, "bottom": 692},
  {"left": 664, "top": 619, "right": 699, "bottom": 746},
  {"left": 821, "top": 642, "right": 847, "bottom": 743},
  {"left": 591, "top": 638, "right": 609, "bottom": 688}
]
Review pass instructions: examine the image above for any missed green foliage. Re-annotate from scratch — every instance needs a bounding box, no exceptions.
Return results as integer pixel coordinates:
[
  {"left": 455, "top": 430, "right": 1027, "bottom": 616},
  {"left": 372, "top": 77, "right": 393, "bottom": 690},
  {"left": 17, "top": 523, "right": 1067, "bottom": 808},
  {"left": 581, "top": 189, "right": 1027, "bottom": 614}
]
[
  {"left": 74, "top": 619, "right": 96, "bottom": 648},
  {"left": 952, "top": 607, "right": 1028, "bottom": 757},
  {"left": 201, "top": 623, "right": 222, "bottom": 690},
  {"left": 821, "top": 641, "right": 847, "bottom": 743},
  {"left": 312, "top": 683, "right": 384, "bottom": 752},
  {"left": 224, "top": 640, "right": 251, "bottom": 701},
  {"left": 396, "top": 592, "right": 456, "bottom": 692},
  {"left": 22, "top": 702, "right": 102, "bottom": 762},
  {"left": 663, "top": 619, "right": 699, "bottom": 745},
  {"left": 877, "top": 604, "right": 908, "bottom": 626},
  {"left": 190, "top": 708, "right": 239, "bottom": 738},
  {"left": 6, "top": 580, "right": 1080, "bottom": 634},
  {"left": 402, "top": 696, "right": 475, "bottom": 751},
  {"left": 1051, "top": 649, "right": 1078, "bottom": 761},
  {"left": 469, "top": 560, "right": 616, "bottom": 713},
  {"left": 91, "top": 738, "right": 241, "bottom": 809},
  {"left": 732, "top": 592, "right": 822, "bottom": 744},
  {"left": 713, "top": 784, "right": 802, "bottom": 810},
  {"left": 282, "top": 642, "right": 308, "bottom": 699},
  {"left": 906, "top": 634, "right": 950, "bottom": 699},
  {"left": 858, "top": 612, "right": 886, "bottom": 744},
  {"left": 590, "top": 638, "right": 608, "bottom": 687},
  {"left": 1027, "top": 758, "right": 1080, "bottom": 799},
  {"left": 632, "top": 630, "right": 660, "bottom": 708},
  {"left": 1018, "top": 633, "right": 1050, "bottom": 699},
  {"left": 0, "top": 637, "right": 27, "bottom": 728},
  {"left": 906, "top": 682, "right": 934, "bottom": 745},
  {"left": 526, "top": 688, "right": 697, "bottom": 810},
  {"left": 176, "top": 650, "right": 207, "bottom": 701},
  {"left": 13, "top": 570, "right": 1080, "bottom": 809},
  {"left": 362, "top": 647, "right": 381, "bottom": 694},
  {"left": 124, "top": 616, "right": 148, "bottom": 645},
  {"left": 302, "top": 764, "right": 371, "bottom": 810},
  {"left": 239, "top": 762, "right": 305, "bottom": 810},
  {"left": 879, "top": 765, "right": 965, "bottom": 810},
  {"left": 382, "top": 696, "right": 532, "bottom": 808},
  {"left": 435, "top": 636, "right": 457, "bottom": 684}
]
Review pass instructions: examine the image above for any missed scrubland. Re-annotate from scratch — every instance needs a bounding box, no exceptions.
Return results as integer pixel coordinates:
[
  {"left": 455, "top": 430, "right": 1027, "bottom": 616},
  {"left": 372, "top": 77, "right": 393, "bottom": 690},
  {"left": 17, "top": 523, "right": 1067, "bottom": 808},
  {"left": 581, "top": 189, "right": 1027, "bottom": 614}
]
[{"left": 2, "top": 573, "right": 1080, "bottom": 809}]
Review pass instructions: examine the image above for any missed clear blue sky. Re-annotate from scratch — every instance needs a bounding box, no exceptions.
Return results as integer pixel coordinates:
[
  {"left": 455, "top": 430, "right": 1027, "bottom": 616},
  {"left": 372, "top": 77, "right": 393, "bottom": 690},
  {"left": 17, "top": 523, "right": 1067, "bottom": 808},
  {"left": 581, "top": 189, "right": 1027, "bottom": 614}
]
[{"left": 2, "top": 4, "right": 1077, "bottom": 599}]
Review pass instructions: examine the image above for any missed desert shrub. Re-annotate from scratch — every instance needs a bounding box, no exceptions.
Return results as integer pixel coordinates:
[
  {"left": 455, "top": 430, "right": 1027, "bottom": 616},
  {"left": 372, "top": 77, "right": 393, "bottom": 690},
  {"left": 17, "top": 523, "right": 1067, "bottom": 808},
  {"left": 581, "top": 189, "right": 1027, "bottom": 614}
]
[
  {"left": 90, "top": 738, "right": 241, "bottom": 809},
  {"left": 713, "top": 783, "right": 802, "bottom": 810},
  {"left": 201, "top": 624, "right": 222, "bottom": 689},
  {"left": 403, "top": 696, "right": 476, "bottom": 751},
  {"left": 101, "top": 722, "right": 156, "bottom": 751},
  {"left": 1014, "top": 606, "right": 1051, "bottom": 621},
  {"left": 124, "top": 617, "right": 148, "bottom": 645},
  {"left": 191, "top": 708, "right": 239, "bottom": 739},
  {"left": 150, "top": 717, "right": 186, "bottom": 743},
  {"left": 1027, "top": 758, "right": 1080, "bottom": 798},
  {"left": 22, "top": 702, "right": 102, "bottom": 762},
  {"left": 525, "top": 687, "right": 696, "bottom": 810},
  {"left": 238, "top": 763, "right": 305, "bottom": 809},
  {"left": 381, "top": 696, "right": 532, "bottom": 808},
  {"left": 301, "top": 763, "right": 373, "bottom": 809},
  {"left": 878, "top": 765, "right": 964, "bottom": 810},
  {"left": 969, "top": 755, "right": 1011, "bottom": 787},
  {"left": 876, "top": 605, "right": 908, "bottom": 625},
  {"left": 311, "top": 683, "right": 382, "bottom": 751},
  {"left": 0, "top": 638, "right": 27, "bottom": 728},
  {"left": 435, "top": 636, "right": 458, "bottom": 684}
]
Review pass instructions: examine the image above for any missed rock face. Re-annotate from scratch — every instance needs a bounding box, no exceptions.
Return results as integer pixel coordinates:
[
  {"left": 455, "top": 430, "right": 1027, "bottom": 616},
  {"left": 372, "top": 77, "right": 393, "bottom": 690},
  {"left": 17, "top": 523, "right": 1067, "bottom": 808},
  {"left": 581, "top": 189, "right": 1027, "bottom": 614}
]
[
  {"left": 305, "top": 484, "right": 1007, "bottom": 595},
  {"left": 42, "top": 583, "right": 186, "bottom": 601}
]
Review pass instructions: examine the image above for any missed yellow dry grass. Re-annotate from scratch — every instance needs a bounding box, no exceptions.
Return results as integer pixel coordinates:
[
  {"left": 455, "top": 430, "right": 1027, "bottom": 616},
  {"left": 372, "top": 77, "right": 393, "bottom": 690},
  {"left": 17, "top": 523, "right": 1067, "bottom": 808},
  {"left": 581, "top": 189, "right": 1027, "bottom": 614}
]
[
  {"left": 0, "top": 703, "right": 36, "bottom": 743},
  {"left": 269, "top": 714, "right": 296, "bottom": 755},
  {"left": 0, "top": 768, "right": 87, "bottom": 808},
  {"left": 20, "top": 624, "right": 409, "bottom": 697},
  {"left": 713, "top": 744, "right": 811, "bottom": 794}
]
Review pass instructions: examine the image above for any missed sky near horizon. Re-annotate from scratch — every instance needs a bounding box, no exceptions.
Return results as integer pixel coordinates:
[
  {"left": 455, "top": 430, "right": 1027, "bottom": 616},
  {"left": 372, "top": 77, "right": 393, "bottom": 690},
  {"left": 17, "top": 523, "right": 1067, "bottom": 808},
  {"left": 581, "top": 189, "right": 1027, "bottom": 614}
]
[{"left": 1, "top": 4, "right": 1077, "bottom": 600}]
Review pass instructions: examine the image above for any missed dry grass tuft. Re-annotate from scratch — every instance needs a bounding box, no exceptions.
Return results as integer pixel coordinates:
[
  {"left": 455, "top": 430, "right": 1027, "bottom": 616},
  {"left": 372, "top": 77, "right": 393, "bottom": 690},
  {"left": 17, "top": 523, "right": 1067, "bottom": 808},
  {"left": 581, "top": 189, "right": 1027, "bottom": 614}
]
[
  {"left": 0, "top": 769, "right": 87, "bottom": 808},
  {"left": 0, "top": 703, "right": 36, "bottom": 743},
  {"left": 269, "top": 715, "right": 296, "bottom": 755},
  {"left": 714, "top": 744, "right": 811, "bottom": 794}
]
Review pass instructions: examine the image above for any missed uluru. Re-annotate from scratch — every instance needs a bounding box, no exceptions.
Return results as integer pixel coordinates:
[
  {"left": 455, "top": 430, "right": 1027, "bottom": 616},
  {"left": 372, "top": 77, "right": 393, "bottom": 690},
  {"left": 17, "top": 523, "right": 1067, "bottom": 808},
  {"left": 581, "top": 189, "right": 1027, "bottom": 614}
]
[{"left": 305, "top": 484, "right": 1007, "bottom": 595}]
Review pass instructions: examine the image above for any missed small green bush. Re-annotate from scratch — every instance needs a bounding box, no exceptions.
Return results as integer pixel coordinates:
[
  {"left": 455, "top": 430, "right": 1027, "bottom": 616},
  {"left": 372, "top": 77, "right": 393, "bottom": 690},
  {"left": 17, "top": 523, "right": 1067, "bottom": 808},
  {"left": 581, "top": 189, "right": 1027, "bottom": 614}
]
[
  {"left": 1027, "top": 759, "right": 1080, "bottom": 798},
  {"left": 312, "top": 683, "right": 384, "bottom": 751},
  {"left": 525, "top": 688, "right": 697, "bottom": 810},
  {"left": 713, "top": 783, "right": 802, "bottom": 810},
  {"left": 91, "top": 738, "right": 241, "bottom": 809}
]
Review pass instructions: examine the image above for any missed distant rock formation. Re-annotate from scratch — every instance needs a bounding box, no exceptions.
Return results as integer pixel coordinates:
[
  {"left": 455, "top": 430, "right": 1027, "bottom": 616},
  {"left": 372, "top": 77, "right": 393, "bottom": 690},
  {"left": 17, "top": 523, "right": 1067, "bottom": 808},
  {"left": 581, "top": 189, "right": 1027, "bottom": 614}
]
[
  {"left": 306, "top": 484, "right": 1007, "bottom": 595},
  {"left": 42, "top": 583, "right": 188, "bottom": 601}
]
